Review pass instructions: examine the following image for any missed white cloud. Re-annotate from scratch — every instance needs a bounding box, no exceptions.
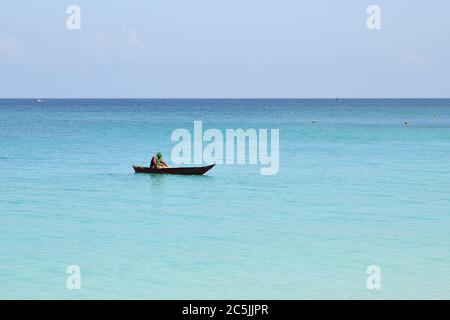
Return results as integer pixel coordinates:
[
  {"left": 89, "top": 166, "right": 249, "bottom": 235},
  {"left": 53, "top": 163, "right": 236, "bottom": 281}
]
[
  {"left": 122, "top": 28, "right": 144, "bottom": 47},
  {"left": 389, "top": 49, "right": 428, "bottom": 71},
  {"left": 0, "top": 34, "right": 25, "bottom": 59},
  {"left": 91, "top": 28, "right": 150, "bottom": 63}
]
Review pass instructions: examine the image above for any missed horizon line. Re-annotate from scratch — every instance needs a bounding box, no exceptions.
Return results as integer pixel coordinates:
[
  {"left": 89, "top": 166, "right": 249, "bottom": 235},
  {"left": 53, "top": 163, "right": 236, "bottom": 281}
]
[{"left": 1, "top": 97, "right": 450, "bottom": 100}]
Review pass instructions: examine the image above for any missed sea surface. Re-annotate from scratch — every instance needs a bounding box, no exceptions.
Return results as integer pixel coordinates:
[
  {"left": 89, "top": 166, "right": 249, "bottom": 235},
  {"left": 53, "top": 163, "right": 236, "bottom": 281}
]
[{"left": 1, "top": 99, "right": 450, "bottom": 299}]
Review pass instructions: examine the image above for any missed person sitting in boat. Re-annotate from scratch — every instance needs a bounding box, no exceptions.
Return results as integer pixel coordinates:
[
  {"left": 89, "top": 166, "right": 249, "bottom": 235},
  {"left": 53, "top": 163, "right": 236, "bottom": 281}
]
[{"left": 150, "top": 152, "right": 168, "bottom": 169}]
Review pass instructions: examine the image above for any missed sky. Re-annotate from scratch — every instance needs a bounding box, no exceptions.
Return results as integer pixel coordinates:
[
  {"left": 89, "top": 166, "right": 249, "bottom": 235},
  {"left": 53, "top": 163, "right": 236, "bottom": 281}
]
[{"left": 0, "top": 0, "right": 449, "bottom": 98}]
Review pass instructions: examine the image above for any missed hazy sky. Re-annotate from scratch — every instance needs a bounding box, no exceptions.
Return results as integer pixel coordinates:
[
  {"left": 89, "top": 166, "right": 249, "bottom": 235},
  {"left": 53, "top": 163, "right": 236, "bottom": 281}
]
[{"left": 0, "top": 1, "right": 449, "bottom": 98}]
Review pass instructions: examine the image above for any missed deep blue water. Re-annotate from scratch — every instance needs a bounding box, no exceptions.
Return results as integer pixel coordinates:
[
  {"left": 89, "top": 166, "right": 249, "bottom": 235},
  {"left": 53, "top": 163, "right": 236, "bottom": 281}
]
[{"left": 1, "top": 99, "right": 450, "bottom": 299}]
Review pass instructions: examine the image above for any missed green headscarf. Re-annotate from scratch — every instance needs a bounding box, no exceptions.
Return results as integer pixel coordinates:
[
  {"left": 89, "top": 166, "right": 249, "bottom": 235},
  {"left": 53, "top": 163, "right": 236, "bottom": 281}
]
[{"left": 156, "top": 153, "right": 162, "bottom": 164}]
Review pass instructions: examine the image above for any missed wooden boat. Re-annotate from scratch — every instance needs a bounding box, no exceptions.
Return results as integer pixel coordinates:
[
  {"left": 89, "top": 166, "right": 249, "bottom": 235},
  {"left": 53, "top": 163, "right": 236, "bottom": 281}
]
[{"left": 133, "top": 164, "right": 215, "bottom": 175}]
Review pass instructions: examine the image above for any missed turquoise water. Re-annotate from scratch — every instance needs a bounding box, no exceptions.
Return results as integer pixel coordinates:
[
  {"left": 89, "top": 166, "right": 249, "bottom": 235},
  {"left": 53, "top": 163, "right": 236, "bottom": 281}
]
[{"left": 1, "top": 99, "right": 450, "bottom": 299}]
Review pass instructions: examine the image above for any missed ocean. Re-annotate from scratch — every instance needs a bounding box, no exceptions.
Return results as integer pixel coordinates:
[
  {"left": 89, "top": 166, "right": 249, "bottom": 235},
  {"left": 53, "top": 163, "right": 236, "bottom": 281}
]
[{"left": 1, "top": 98, "right": 449, "bottom": 299}]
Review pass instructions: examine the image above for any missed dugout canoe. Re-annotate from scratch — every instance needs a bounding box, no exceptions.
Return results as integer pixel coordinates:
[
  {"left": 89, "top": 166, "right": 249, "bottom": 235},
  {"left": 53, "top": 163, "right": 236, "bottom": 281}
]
[{"left": 132, "top": 164, "right": 215, "bottom": 175}]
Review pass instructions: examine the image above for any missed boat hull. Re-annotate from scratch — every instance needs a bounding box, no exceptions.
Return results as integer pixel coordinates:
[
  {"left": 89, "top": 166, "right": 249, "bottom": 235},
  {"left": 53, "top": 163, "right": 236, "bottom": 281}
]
[{"left": 133, "top": 164, "right": 215, "bottom": 175}]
